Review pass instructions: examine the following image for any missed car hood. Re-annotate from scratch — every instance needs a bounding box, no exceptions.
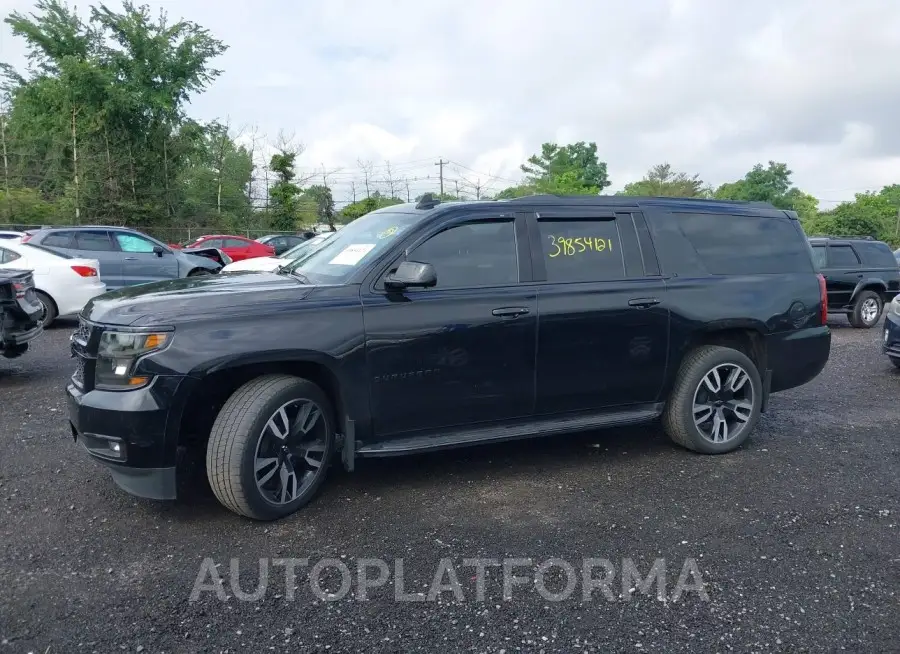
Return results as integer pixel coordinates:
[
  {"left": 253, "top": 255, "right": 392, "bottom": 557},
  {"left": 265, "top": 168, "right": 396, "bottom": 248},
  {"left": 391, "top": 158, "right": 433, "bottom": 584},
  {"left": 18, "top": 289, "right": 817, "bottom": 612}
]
[
  {"left": 82, "top": 271, "right": 314, "bottom": 326},
  {"left": 221, "top": 256, "right": 281, "bottom": 272}
]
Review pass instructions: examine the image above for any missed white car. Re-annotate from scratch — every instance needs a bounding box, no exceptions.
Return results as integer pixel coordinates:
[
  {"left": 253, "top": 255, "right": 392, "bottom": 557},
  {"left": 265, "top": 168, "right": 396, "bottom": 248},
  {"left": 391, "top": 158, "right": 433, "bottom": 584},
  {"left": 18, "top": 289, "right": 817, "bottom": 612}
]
[
  {"left": 0, "top": 240, "right": 107, "bottom": 326},
  {"left": 0, "top": 230, "right": 26, "bottom": 240},
  {"left": 222, "top": 233, "right": 333, "bottom": 273}
]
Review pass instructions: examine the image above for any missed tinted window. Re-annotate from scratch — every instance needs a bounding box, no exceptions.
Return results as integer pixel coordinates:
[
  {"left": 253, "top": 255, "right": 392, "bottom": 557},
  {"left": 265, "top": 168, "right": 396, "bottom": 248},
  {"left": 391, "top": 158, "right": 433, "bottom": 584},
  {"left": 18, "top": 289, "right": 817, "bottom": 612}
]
[
  {"left": 676, "top": 213, "right": 813, "bottom": 275},
  {"left": 537, "top": 218, "right": 625, "bottom": 282},
  {"left": 409, "top": 221, "right": 518, "bottom": 288},
  {"left": 74, "top": 231, "right": 114, "bottom": 251},
  {"left": 201, "top": 238, "right": 223, "bottom": 248},
  {"left": 225, "top": 238, "right": 250, "bottom": 248},
  {"left": 828, "top": 245, "right": 859, "bottom": 267},
  {"left": 853, "top": 241, "right": 898, "bottom": 267},
  {"left": 810, "top": 245, "right": 827, "bottom": 270},
  {"left": 0, "top": 247, "right": 21, "bottom": 264},
  {"left": 42, "top": 232, "right": 75, "bottom": 248},
  {"left": 115, "top": 233, "right": 157, "bottom": 253}
]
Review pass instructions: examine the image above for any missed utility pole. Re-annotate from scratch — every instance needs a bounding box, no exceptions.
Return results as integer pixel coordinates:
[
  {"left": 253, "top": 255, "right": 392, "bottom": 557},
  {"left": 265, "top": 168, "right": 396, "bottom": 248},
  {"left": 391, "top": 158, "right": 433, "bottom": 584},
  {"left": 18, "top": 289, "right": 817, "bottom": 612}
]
[
  {"left": 455, "top": 179, "right": 459, "bottom": 200},
  {"left": 895, "top": 207, "right": 900, "bottom": 238},
  {"left": 435, "top": 158, "right": 447, "bottom": 196}
]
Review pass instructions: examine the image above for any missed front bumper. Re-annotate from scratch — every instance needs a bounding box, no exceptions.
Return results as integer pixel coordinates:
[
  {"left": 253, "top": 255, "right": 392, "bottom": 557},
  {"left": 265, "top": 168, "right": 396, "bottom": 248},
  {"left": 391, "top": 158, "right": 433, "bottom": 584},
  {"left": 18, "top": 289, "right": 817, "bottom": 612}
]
[
  {"left": 882, "top": 311, "right": 900, "bottom": 359},
  {"left": 66, "top": 376, "right": 184, "bottom": 500}
]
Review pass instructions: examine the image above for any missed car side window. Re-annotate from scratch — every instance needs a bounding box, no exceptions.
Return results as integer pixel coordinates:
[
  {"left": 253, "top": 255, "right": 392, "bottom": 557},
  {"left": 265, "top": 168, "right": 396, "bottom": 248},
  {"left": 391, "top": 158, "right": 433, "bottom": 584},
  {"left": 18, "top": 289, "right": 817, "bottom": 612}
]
[
  {"left": 74, "top": 231, "right": 114, "bottom": 251},
  {"left": 0, "top": 247, "right": 21, "bottom": 264},
  {"left": 407, "top": 221, "right": 518, "bottom": 288},
  {"left": 115, "top": 233, "right": 157, "bottom": 253},
  {"left": 537, "top": 218, "right": 625, "bottom": 282},
  {"left": 200, "top": 238, "right": 223, "bottom": 248},
  {"left": 225, "top": 238, "right": 249, "bottom": 248},
  {"left": 827, "top": 245, "right": 859, "bottom": 267},
  {"left": 810, "top": 246, "right": 827, "bottom": 270},
  {"left": 42, "top": 231, "right": 75, "bottom": 248}
]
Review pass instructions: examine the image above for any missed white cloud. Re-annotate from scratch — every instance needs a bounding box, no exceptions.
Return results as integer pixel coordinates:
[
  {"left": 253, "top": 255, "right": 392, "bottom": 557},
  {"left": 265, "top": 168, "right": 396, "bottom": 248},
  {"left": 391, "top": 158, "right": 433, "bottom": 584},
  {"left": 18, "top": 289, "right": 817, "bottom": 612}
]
[{"left": 1, "top": 0, "right": 899, "bottom": 207}]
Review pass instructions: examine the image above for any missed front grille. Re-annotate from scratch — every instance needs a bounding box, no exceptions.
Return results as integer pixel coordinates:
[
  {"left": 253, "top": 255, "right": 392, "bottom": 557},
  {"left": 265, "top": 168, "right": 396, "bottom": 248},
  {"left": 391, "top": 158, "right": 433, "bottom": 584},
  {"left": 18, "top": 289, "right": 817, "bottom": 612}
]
[{"left": 70, "top": 317, "right": 99, "bottom": 390}]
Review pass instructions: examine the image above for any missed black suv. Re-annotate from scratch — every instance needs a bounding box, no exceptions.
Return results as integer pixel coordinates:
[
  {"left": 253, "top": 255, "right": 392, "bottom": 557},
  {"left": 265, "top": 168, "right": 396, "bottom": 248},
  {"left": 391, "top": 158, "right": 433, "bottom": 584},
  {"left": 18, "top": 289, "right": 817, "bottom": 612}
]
[
  {"left": 808, "top": 236, "right": 900, "bottom": 328},
  {"left": 67, "top": 195, "right": 831, "bottom": 520}
]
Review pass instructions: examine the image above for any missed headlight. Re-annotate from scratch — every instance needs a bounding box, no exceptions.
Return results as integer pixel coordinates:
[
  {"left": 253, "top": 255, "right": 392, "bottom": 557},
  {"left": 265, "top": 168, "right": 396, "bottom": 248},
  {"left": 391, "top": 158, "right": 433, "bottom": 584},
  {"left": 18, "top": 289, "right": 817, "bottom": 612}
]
[
  {"left": 892, "top": 296, "right": 900, "bottom": 317},
  {"left": 96, "top": 330, "right": 171, "bottom": 389}
]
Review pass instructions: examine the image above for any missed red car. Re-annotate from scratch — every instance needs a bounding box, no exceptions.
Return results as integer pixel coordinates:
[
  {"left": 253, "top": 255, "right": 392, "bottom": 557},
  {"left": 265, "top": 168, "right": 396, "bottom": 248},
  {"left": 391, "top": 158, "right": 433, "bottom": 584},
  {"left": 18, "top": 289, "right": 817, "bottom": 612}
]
[{"left": 180, "top": 235, "right": 275, "bottom": 262}]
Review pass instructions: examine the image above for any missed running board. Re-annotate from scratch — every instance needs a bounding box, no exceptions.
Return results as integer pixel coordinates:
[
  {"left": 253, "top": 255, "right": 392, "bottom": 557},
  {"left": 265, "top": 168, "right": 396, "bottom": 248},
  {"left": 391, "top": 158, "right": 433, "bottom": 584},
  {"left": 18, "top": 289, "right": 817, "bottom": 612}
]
[{"left": 356, "top": 404, "right": 663, "bottom": 457}]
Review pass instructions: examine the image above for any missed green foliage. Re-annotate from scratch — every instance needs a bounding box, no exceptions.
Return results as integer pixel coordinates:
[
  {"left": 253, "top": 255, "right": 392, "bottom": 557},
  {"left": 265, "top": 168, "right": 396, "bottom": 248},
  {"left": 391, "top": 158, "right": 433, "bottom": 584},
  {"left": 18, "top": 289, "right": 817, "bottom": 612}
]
[
  {"left": 619, "top": 163, "right": 710, "bottom": 198},
  {"left": 340, "top": 191, "right": 403, "bottom": 223},
  {"left": 714, "top": 161, "right": 820, "bottom": 223},
  {"left": 521, "top": 142, "right": 610, "bottom": 194},
  {"left": 805, "top": 189, "right": 899, "bottom": 245},
  {"left": 267, "top": 150, "right": 301, "bottom": 231}
]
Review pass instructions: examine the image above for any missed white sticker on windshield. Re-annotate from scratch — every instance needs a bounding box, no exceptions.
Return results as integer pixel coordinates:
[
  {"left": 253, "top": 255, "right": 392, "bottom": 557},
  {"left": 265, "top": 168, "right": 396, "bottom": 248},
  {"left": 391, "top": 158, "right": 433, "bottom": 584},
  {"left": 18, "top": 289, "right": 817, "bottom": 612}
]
[{"left": 328, "top": 243, "right": 376, "bottom": 266}]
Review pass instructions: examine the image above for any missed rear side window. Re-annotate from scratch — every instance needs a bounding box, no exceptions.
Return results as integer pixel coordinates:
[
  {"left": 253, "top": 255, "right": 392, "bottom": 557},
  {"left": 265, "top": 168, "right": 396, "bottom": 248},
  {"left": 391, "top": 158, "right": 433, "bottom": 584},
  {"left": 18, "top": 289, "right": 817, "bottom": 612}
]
[
  {"left": 853, "top": 241, "right": 897, "bottom": 267},
  {"left": 810, "top": 245, "right": 827, "bottom": 270},
  {"left": 41, "top": 231, "right": 75, "bottom": 248},
  {"left": 537, "top": 218, "right": 625, "bottom": 282},
  {"left": 75, "top": 231, "right": 114, "bottom": 251},
  {"left": 827, "top": 245, "right": 859, "bottom": 267},
  {"left": 0, "top": 247, "right": 21, "bottom": 264},
  {"left": 225, "top": 238, "right": 250, "bottom": 248},
  {"left": 676, "top": 213, "right": 814, "bottom": 275}
]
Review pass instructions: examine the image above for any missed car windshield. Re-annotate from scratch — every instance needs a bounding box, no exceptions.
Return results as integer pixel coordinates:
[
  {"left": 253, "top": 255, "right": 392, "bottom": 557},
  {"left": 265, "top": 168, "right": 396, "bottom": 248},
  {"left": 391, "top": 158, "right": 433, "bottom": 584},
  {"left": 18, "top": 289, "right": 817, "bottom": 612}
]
[
  {"left": 277, "top": 234, "right": 331, "bottom": 260},
  {"left": 281, "top": 210, "right": 422, "bottom": 283}
]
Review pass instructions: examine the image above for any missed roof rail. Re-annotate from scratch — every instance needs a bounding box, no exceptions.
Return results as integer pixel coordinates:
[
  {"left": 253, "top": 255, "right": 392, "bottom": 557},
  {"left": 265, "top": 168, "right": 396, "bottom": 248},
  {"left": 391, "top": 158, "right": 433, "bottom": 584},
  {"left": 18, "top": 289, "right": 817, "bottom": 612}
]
[
  {"left": 415, "top": 193, "right": 441, "bottom": 210},
  {"left": 809, "top": 234, "right": 876, "bottom": 240}
]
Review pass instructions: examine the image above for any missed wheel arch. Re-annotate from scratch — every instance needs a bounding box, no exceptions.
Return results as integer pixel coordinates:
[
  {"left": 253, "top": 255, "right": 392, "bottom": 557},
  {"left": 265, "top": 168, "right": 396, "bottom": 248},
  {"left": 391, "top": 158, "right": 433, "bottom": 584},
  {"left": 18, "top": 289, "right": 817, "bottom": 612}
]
[
  {"left": 170, "top": 353, "right": 354, "bottom": 455},
  {"left": 850, "top": 280, "right": 887, "bottom": 303}
]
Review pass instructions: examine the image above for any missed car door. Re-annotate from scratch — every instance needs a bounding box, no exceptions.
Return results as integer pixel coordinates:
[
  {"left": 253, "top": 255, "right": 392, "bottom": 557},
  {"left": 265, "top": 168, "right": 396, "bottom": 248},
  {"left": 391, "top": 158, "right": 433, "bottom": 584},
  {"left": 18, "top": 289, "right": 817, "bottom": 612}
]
[
  {"left": 69, "top": 230, "right": 125, "bottom": 288},
  {"left": 529, "top": 209, "right": 669, "bottom": 414},
  {"left": 268, "top": 237, "right": 288, "bottom": 255},
  {"left": 361, "top": 213, "right": 537, "bottom": 438},
  {"left": 112, "top": 231, "right": 179, "bottom": 286},
  {"left": 825, "top": 244, "right": 861, "bottom": 308}
]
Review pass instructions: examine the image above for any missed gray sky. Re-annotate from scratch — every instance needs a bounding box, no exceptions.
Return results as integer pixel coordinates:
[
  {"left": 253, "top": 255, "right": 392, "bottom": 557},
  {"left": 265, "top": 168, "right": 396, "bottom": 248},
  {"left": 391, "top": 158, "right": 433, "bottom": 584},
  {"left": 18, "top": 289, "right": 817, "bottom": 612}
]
[{"left": 1, "top": 0, "right": 899, "bottom": 207}]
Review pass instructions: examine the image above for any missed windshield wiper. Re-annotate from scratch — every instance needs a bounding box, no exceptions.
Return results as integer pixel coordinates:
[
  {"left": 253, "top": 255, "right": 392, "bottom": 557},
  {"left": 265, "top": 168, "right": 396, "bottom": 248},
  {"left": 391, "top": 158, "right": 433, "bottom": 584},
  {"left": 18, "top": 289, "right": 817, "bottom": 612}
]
[{"left": 290, "top": 270, "right": 311, "bottom": 284}]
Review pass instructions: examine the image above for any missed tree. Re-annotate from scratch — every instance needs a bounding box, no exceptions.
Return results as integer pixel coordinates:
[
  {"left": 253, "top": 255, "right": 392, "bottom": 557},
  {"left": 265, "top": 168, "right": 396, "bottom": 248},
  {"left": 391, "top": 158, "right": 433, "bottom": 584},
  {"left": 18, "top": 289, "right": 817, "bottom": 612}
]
[
  {"left": 714, "top": 161, "right": 818, "bottom": 223},
  {"left": 619, "top": 163, "right": 709, "bottom": 197},
  {"left": 267, "top": 149, "right": 301, "bottom": 231},
  {"left": 339, "top": 191, "right": 402, "bottom": 223},
  {"left": 521, "top": 141, "right": 611, "bottom": 193},
  {"left": 805, "top": 192, "right": 897, "bottom": 244}
]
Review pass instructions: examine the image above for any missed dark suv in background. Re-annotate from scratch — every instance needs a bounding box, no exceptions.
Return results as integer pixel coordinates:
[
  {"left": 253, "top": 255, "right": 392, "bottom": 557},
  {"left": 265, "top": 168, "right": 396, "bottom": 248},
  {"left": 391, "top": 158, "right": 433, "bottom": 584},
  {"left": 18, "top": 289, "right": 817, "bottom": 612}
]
[
  {"left": 24, "top": 226, "right": 222, "bottom": 290},
  {"left": 808, "top": 236, "right": 900, "bottom": 328},
  {"left": 67, "top": 195, "right": 831, "bottom": 520}
]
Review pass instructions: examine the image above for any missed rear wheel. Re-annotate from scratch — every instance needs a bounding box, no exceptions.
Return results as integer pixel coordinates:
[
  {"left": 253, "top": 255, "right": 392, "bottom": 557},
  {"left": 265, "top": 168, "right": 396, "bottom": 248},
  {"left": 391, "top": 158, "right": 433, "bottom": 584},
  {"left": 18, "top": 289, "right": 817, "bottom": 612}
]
[
  {"left": 35, "top": 291, "right": 57, "bottom": 327},
  {"left": 206, "top": 375, "right": 336, "bottom": 520},
  {"left": 890, "top": 356, "right": 900, "bottom": 369},
  {"left": 663, "top": 345, "right": 763, "bottom": 454},
  {"left": 849, "top": 291, "right": 882, "bottom": 328},
  {"left": 188, "top": 268, "right": 212, "bottom": 277}
]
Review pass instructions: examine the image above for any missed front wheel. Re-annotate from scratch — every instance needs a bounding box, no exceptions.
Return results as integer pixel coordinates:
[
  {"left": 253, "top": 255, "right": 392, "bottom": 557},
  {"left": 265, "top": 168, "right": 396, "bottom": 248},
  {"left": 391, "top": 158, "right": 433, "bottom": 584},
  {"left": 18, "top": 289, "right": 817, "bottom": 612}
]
[
  {"left": 662, "top": 345, "right": 763, "bottom": 454},
  {"left": 188, "top": 268, "right": 212, "bottom": 277},
  {"left": 849, "top": 291, "right": 882, "bottom": 328},
  {"left": 890, "top": 356, "right": 900, "bottom": 369},
  {"left": 206, "top": 375, "right": 336, "bottom": 520}
]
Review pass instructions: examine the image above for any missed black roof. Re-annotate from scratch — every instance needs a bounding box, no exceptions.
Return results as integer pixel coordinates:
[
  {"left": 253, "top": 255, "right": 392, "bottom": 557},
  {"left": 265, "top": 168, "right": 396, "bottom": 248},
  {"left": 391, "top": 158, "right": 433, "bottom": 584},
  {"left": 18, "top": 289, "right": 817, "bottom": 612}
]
[{"left": 808, "top": 235, "right": 884, "bottom": 244}]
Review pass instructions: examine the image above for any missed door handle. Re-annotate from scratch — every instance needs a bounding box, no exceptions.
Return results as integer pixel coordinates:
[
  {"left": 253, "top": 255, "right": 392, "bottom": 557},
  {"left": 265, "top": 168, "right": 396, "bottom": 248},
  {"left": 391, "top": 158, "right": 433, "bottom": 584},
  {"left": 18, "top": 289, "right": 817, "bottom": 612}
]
[
  {"left": 628, "top": 297, "right": 661, "bottom": 309},
  {"left": 492, "top": 307, "right": 529, "bottom": 318},
  {"left": 124, "top": 257, "right": 138, "bottom": 261},
  {"left": 856, "top": 274, "right": 863, "bottom": 278}
]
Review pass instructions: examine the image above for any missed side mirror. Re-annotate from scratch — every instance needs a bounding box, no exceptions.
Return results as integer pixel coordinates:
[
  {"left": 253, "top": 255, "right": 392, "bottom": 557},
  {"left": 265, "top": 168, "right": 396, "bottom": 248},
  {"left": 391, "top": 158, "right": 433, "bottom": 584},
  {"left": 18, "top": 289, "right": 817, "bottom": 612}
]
[
  {"left": 153, "top": 245, "right": 164, "bottom": 257},
  {"left": 384, "top": 261, "right": 437, "bottom": 290}
]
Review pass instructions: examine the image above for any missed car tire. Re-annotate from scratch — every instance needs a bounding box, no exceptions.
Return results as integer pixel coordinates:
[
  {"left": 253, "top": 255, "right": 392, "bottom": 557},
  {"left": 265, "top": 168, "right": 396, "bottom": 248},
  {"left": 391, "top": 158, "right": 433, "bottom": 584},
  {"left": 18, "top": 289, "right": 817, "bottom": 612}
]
[
  {"left": 849, "top": 290, "right": 882, "bottom": 328},
  {"left": 206, "top": 374, "right": 336, "bottom": 520},
  {"left": 890, "top": 356, "right": 900, "bottom": 369},
  {"left": 35, "top": 290, "right": 57, "bottom": 327},
  {"left": 188, "top": 268, "right": 212, "bottom": 277},
  {"left": 662, "top": 345, "right": 763, "bottom": 454}
]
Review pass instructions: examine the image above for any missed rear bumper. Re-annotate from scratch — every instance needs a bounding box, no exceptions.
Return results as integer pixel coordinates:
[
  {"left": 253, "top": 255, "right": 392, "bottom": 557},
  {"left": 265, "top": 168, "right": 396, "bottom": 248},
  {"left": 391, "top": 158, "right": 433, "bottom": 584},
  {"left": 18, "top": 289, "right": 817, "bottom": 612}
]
[
  {"left": 882, "top": 311, "right": 900, "bottom": 358},
  {"left": 767, "top": 325, "right": 831, "bottom": 393},
  {"left": 56, "top": 282, "right": 107, "bottom": 318},
  {"left": 1, "top": 321, "right": 43, "bottom": 346}
]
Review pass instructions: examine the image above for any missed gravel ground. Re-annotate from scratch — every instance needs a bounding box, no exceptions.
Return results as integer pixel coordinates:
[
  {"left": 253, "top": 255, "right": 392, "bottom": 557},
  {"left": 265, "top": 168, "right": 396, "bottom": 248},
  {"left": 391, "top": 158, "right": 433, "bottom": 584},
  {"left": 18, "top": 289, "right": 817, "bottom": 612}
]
[{"left": 1, "top": 317, "right": 898, "bottom": 653}]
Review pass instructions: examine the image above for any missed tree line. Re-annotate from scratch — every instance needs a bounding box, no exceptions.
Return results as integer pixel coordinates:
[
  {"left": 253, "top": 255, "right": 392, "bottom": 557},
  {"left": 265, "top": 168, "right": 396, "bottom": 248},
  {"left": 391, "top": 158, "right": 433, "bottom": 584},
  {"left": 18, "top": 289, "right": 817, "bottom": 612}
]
[{"left": 1, "top": 1, "right": 897, "bottom": 246}]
